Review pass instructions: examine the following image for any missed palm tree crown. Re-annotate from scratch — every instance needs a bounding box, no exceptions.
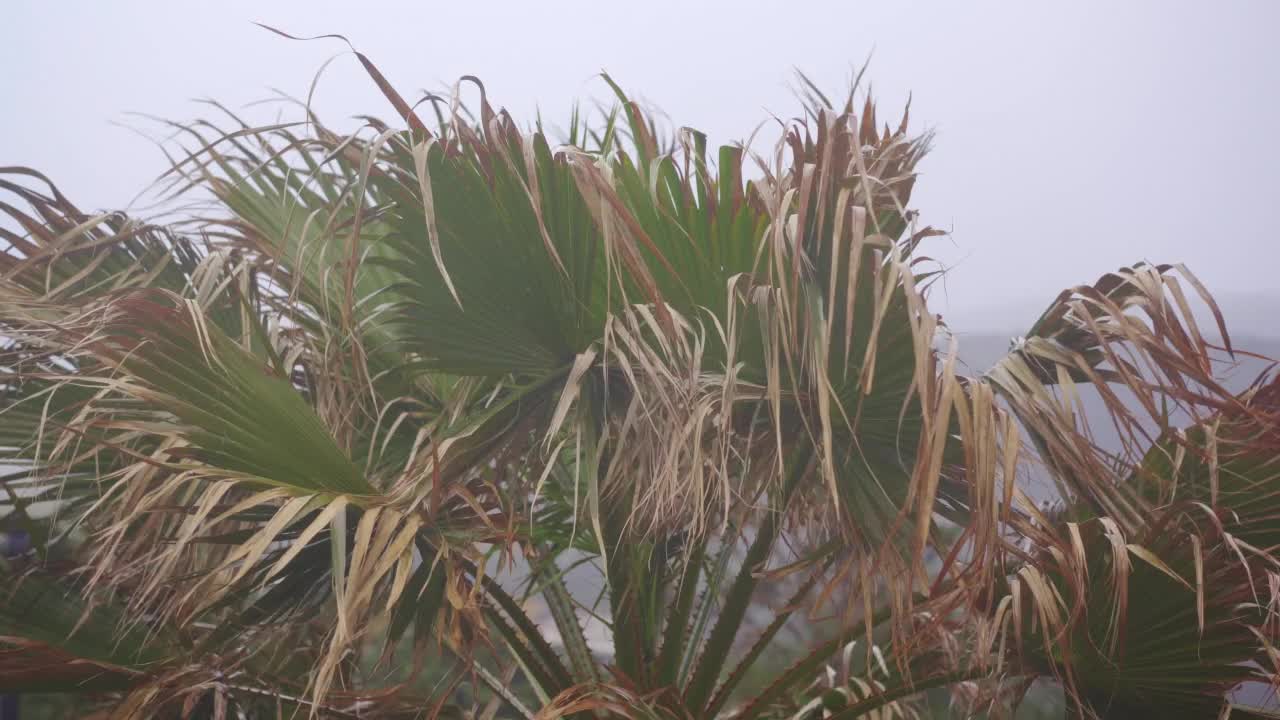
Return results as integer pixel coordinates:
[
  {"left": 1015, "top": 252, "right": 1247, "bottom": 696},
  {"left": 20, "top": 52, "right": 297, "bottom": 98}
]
[{"left": 1, "top": 50, "right": 1277, "bottom": 719}]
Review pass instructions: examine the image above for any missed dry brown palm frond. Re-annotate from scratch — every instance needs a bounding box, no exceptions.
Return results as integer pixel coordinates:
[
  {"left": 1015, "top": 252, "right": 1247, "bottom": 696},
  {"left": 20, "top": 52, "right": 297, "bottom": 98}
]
[
  {"left": 0, "top": 281, "right": 490, "bottom": 707},
  {"left": 535, "top": 682, "right": 693, "bottom": 720},
  {"left": 983, "top": 264, "right": 1246, "bottom": 529},
  {"left": 789, "top": 638, "right": 926, "bottom": 720},
  {"left": 994, "top": 496, "right": 1280, "bottom": 718},
  {"left": 598, "top": 303, "right": 763, "bottom": 540}
]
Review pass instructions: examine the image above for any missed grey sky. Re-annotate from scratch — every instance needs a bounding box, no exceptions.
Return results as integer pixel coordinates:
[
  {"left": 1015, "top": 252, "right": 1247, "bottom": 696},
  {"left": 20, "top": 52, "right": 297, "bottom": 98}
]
[{"left": 4, "top": 1, "right": 1277, "bottom": 333}]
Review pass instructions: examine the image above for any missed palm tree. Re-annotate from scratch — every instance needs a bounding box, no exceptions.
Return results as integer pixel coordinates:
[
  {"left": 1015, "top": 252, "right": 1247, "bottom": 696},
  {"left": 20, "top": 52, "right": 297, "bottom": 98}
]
[{"left": 0, "top": 48, "right": 1277, "bottom": 719}]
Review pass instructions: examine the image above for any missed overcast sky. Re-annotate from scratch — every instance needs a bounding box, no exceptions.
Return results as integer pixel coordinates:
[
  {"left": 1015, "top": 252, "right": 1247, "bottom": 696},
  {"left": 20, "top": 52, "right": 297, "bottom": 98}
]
[{"left": 3, "top": 1, "right": 1277, "bottom": 333}]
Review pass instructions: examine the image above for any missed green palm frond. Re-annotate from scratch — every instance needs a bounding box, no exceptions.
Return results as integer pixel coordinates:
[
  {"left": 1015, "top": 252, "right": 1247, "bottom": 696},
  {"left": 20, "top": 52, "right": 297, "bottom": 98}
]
[
  {"left": 1008, "top": 513, "right": 1271, "bottom": 719},
  {"left": 1130, "top": 372, "right": 1280, "bottom": 549},
  {"left": 0, "top": 560, "right": 173, "bottom": 693}
]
